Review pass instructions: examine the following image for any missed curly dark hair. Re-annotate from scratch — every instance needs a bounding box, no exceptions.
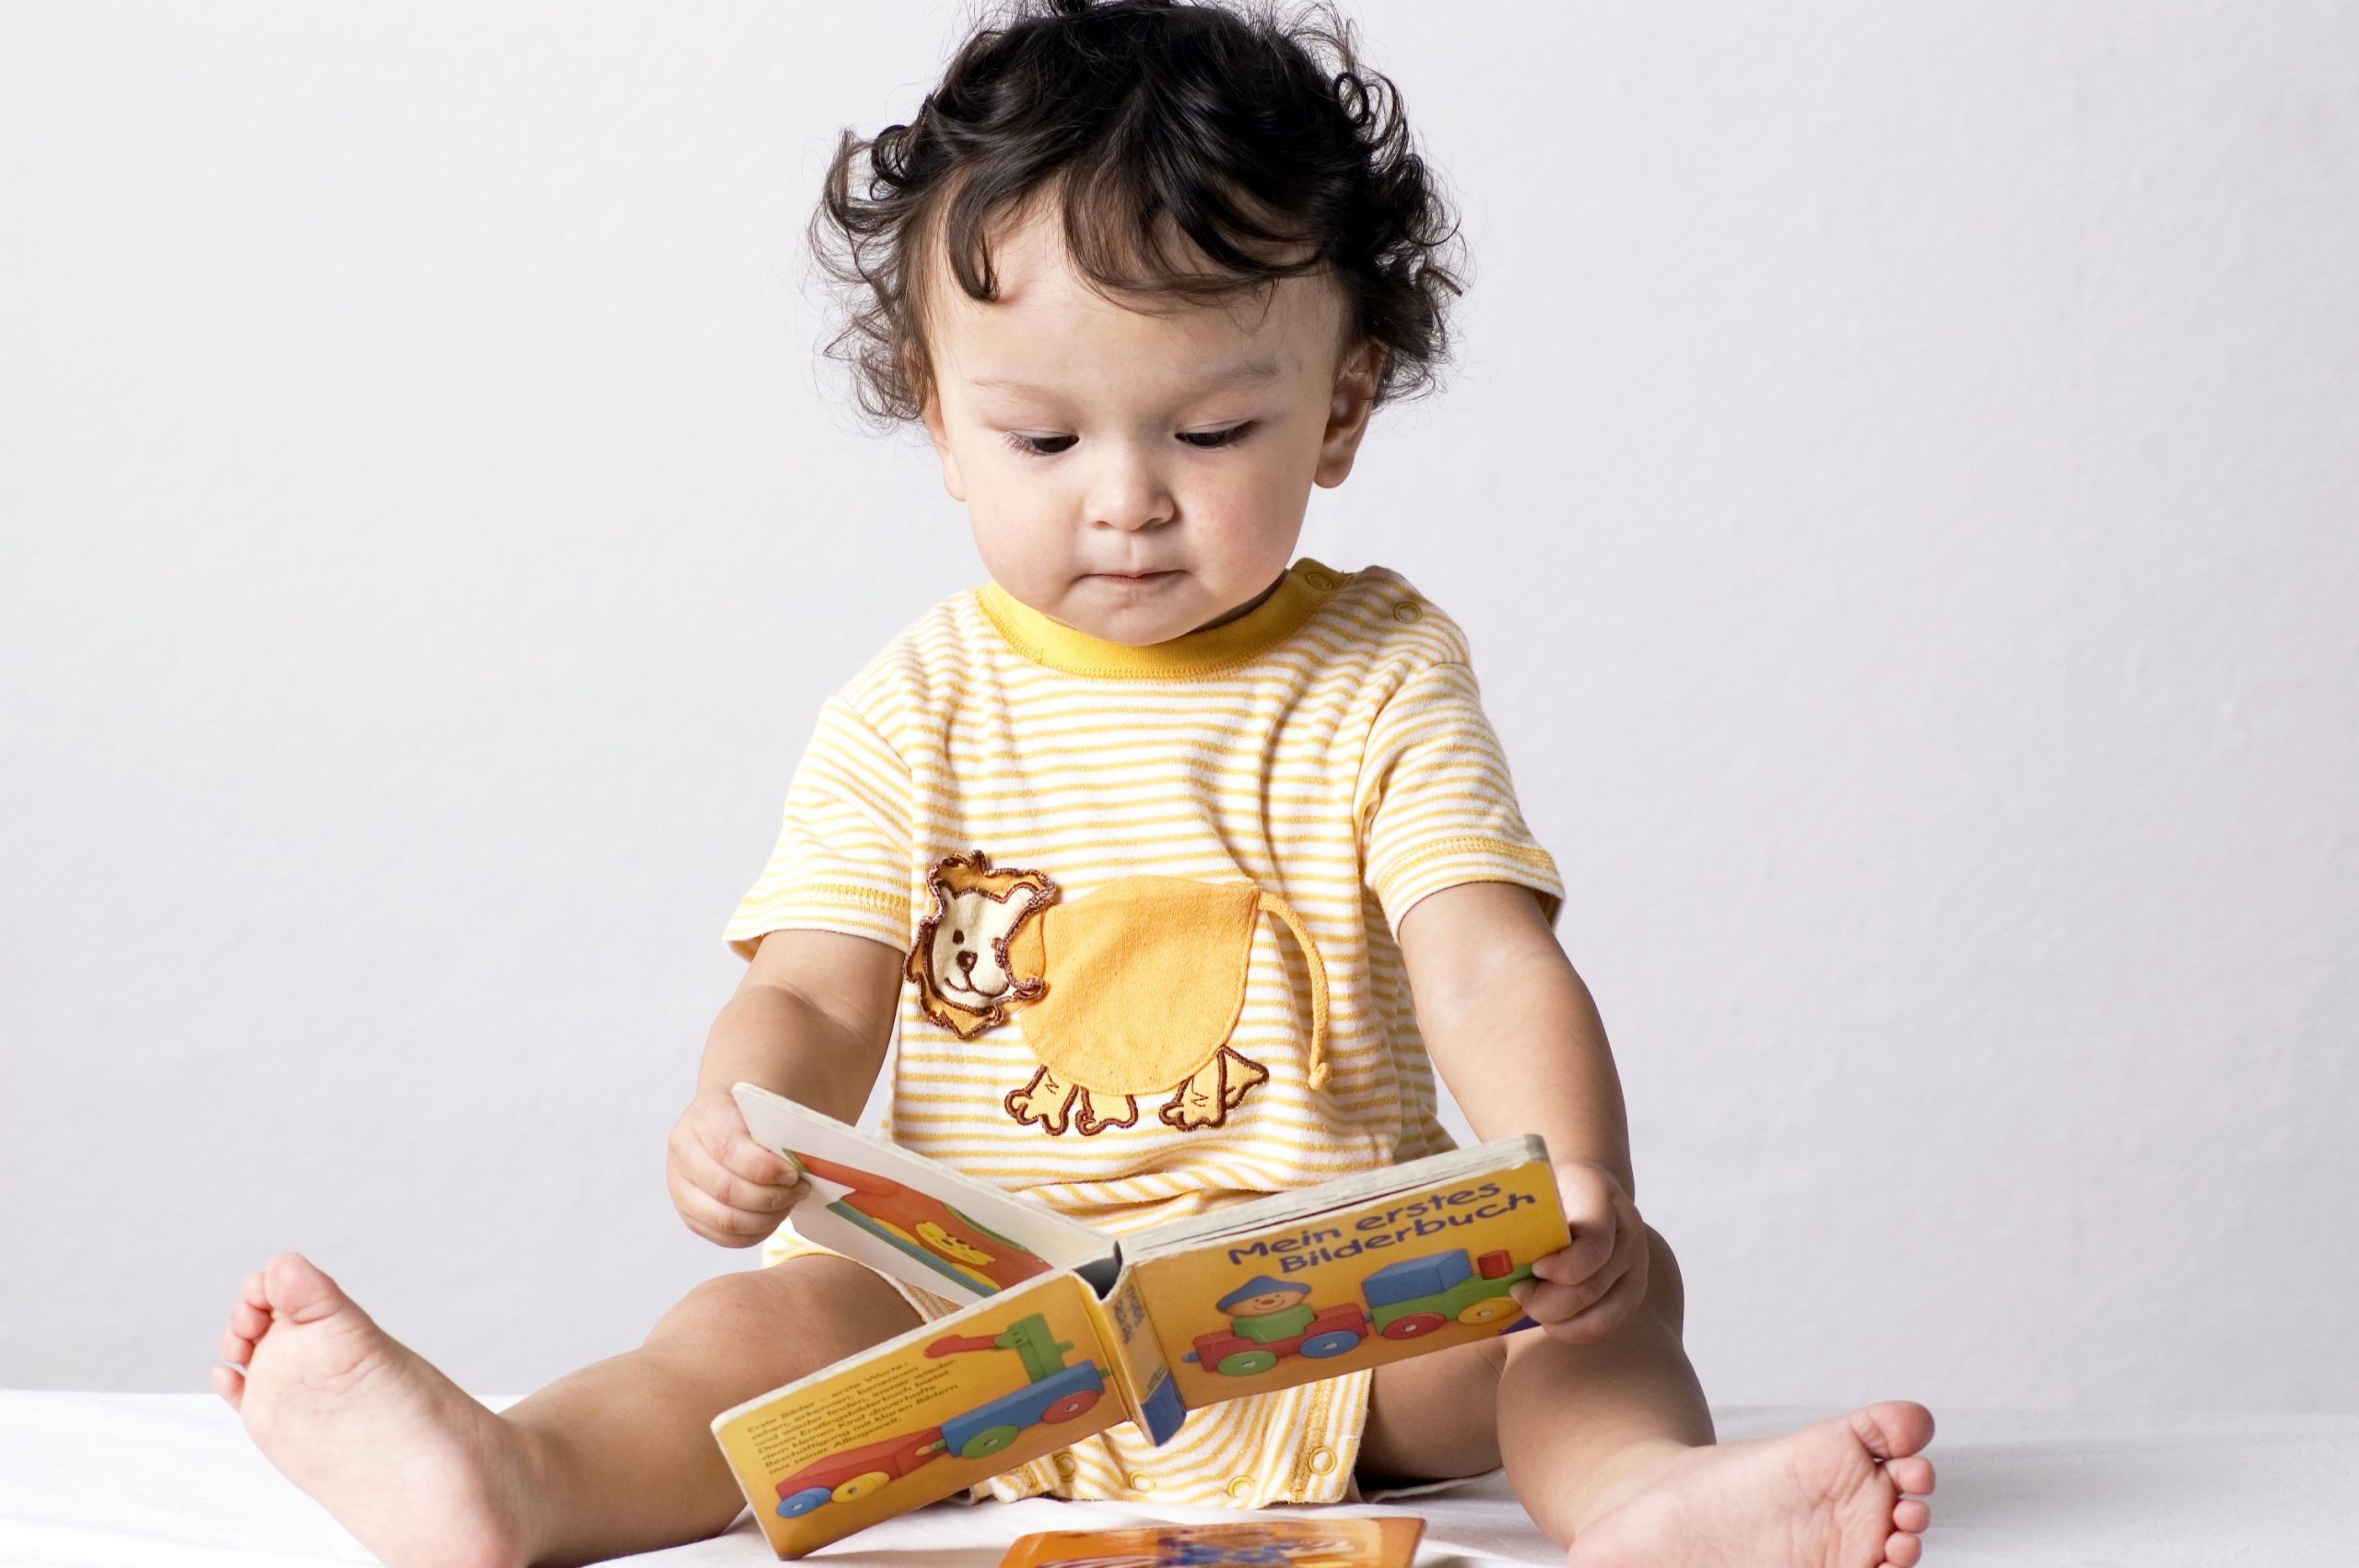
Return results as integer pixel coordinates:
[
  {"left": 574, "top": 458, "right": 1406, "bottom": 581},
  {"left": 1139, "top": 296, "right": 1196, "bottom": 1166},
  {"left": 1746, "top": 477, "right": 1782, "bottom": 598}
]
[{"left": 808, "top": 0, "right": 1466, "bottom": 425}]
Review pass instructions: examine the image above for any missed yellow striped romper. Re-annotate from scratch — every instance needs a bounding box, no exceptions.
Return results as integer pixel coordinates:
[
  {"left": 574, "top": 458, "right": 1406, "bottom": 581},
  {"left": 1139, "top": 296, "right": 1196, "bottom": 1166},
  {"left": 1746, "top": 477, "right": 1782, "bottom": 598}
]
[{"left": 723, "top": 556, "right": 1565, "bottom": 1507}]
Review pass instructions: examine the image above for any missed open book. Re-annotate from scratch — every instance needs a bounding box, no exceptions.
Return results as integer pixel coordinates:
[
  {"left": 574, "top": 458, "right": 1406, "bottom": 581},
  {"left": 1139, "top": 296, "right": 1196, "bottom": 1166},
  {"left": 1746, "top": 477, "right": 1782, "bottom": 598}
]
[{"left": 712, "top": 1082, "right": 1568, "bottom": 1557}]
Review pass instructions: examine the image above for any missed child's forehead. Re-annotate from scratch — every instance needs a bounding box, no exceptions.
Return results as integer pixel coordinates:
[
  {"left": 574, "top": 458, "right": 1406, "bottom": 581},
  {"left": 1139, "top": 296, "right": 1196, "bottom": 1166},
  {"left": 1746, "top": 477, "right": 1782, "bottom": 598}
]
[{"left": 922, "top": 204, "right": 1345, "bottom": 399}]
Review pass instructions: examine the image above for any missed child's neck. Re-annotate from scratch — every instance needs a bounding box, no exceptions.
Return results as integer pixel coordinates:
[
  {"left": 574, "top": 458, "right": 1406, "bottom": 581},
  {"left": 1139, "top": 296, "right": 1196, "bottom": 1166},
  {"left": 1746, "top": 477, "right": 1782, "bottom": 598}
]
[{"left": 1184, "top": 567, "right": 1289, "bottom": 636}]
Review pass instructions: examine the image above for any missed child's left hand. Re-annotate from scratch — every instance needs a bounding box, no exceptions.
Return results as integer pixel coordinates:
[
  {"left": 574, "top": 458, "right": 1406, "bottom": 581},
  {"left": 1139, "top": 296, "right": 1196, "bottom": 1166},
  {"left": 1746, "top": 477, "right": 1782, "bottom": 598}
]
[{"left": 1509, "top": 1159, "right": 1650, "bottom": 1344}]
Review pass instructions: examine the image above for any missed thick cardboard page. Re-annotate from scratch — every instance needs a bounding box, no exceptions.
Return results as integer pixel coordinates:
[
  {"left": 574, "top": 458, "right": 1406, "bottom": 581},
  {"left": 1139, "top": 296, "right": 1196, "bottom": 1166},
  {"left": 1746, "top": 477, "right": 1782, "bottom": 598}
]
[
  {"left": 712, "top": 1270, "right": 1126, "bottom": 1558},
  {"left": 1124, "top": 1146, "right": 1568, "bottom": 1414},
  {"left": 733, "top": 1083, "right": 1113, "bottom": 1307}
]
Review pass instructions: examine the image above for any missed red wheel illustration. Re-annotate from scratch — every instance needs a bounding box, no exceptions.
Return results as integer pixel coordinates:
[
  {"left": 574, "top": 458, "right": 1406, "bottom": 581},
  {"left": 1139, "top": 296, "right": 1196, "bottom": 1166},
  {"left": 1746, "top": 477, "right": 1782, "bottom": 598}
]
[
  {"left": 1040, "top": 1388, "right": 1101, "bottom": 1423},
  {"left": 1379, "top": 1312, "right": 1447, "bottom": 1340}
]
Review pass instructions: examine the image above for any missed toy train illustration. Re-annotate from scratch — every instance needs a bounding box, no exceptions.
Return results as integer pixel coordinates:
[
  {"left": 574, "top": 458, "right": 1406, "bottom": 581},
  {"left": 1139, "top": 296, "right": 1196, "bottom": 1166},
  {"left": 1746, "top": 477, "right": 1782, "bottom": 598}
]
[
  {"left": 772, "top": 1313, "right": 1105, "bottom": 1519},
  {"left": 1184, "top": 1246, "right": 1534, "bottom": 1378}
]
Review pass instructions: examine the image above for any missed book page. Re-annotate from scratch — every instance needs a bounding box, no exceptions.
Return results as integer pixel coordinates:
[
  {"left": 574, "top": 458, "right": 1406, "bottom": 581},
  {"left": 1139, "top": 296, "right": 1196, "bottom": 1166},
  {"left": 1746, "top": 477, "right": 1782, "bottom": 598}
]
[
  {"left": 1126, "top": 1152, "right": 1568, "bottom": 1413},
  {"left": 712, "top": 1270, "right": 1122, "bottom": 1558},
  {"left": 734, "top": 1082, "right": 1112, "bottom": 1306}
]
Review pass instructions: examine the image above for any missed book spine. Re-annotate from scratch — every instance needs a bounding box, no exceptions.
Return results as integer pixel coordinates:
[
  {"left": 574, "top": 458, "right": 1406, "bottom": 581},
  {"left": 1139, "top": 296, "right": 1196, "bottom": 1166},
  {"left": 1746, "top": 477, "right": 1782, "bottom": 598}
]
[{"left": 1086, "top": 1268, "right": 1188, "bottom": 1447}]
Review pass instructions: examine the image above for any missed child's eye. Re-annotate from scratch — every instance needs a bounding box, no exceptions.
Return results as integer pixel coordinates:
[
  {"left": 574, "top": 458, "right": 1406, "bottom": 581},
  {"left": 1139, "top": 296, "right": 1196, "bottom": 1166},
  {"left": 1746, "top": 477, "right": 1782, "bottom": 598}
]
[{"left": 998, "top": 423, "right": 1257, "bottom": 458}]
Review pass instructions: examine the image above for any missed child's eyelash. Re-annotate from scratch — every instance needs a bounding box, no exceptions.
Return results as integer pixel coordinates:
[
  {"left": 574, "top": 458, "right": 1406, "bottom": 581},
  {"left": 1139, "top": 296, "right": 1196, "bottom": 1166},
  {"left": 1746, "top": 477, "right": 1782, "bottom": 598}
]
[
  {"left": 1001, "top": 422, "right": 1257, "bottom": 458},
  {"left": 1180, "top": 421, "right": 1256, "bottom": 450}
]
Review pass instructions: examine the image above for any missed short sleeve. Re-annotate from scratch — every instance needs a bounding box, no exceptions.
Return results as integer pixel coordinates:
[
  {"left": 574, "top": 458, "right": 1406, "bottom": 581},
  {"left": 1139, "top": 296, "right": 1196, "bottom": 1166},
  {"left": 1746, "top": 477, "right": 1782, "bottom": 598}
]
[
  {"left": 1354, "top": 661, "right": 1566, "bottom": 938},
  {"left": 722, "top": 696, "right": 913, "bottom": 960}
]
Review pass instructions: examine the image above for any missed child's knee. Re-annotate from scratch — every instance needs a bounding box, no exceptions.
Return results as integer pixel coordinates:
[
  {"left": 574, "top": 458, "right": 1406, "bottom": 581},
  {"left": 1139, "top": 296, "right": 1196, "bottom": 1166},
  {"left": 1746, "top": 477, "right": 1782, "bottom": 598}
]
[
  {"left": 1641, "top": 1223, "right": 1686, "bottom": 1334},
  {"left": 647, "top": 1254, "right": 915, "bottom": 1362},
  {"left": 1364, "top": 1335, "right": 1509, "bottom": 1485}
]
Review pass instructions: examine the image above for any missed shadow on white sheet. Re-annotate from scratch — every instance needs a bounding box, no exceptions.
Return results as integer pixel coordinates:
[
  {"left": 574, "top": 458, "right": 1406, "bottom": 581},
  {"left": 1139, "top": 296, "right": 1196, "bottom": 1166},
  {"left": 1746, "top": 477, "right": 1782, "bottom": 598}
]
[{"left": 0, "top": 1395, "right": 2350, "bottom": 1565}]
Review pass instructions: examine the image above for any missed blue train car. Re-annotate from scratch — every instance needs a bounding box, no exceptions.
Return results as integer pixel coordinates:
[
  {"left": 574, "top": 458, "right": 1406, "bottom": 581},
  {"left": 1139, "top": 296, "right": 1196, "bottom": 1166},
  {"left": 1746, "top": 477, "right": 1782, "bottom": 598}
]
[{"left": 939, "top": 1359, "right": 1103, "bottom": 1459}]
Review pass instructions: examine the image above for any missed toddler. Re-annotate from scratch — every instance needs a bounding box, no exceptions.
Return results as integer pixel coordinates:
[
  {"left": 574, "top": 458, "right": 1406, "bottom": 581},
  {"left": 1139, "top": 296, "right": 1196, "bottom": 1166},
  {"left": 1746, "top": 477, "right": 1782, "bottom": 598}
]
[{"left": 215, "top": 3, "right": 1936, "bottom": 1564}]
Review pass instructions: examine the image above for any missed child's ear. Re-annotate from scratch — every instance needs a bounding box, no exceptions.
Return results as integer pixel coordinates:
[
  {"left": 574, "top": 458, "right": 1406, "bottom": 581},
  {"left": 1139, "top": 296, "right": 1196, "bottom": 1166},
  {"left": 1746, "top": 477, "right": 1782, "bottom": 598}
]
[
  {"left": 911, "top": 353, "right": 968, "bottom": 503},
  {"left": 1313, "top": 340, "right": 1385, "bottom": 489}
]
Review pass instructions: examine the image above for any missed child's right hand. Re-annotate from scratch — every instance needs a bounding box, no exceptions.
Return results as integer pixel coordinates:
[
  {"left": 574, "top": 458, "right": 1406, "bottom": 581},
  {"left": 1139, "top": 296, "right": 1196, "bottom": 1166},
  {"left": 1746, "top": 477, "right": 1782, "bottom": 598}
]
[{"left": 665, "top": 1087, "right": 804, "bottom": 1247}]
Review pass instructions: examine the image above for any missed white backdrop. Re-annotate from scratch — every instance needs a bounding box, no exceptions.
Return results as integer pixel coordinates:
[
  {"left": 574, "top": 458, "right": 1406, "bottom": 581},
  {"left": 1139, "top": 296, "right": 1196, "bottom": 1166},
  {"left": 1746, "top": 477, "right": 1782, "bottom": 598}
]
[{"left": 4, "top": 2, "right": 2353, "bottom": 1411}]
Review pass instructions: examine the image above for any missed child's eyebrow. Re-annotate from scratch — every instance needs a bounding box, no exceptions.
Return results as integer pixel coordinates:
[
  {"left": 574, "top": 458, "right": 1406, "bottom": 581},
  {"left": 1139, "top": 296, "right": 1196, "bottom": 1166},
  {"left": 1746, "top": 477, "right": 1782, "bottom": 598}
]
[{"left": 967, "top": 357, "right": 1281, "bottom": 396}]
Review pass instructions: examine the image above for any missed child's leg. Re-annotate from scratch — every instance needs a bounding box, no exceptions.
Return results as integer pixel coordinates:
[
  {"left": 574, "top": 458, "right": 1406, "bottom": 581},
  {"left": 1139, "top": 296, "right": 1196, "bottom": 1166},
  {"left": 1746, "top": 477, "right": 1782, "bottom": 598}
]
[
  {"left": 214, "top": 1249, "right": 919, "bottom": 1568},
  {"left": 1359, "top": 1226, "right": 1707, "bottom": 1496},
  {"left": 1356, "top": 1332, "right": 1510, "bottom": 1486},
  {"left": 1362, "top": 1227, "right": 1936, "bottom": 1568}
]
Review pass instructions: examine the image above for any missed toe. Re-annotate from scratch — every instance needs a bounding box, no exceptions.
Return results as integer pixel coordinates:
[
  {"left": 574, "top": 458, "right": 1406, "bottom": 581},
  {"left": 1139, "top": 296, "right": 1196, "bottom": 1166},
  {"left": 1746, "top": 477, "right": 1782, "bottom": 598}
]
[
  {"left": 1886, "top": 1455, "right": 1936, "bottom": 1495},
  {"left": 209, "top": 1361, "right": 244, "bottom": 1410},
  {"left": 230, "top": 1299, "right": 269, "bottom": 1340},
  {"left": 1895, "top": 1498, "right": 1930, "bottom": 1532},
  {"left": 1884, "top": 1529, "right": 1922, "bottom": 1567},
  {"left": 218, "top": 1327, "right": 252, "bottom": 1365},
  {"left": 1851, "top": 1400, "right": 1935, "bottom": 1461},
  {"left": 263, "top": 1252, "right": 352, "bottom": 1327},
  {"left": 241, "top": 1269, "right": 269, "bottom": 1311}
]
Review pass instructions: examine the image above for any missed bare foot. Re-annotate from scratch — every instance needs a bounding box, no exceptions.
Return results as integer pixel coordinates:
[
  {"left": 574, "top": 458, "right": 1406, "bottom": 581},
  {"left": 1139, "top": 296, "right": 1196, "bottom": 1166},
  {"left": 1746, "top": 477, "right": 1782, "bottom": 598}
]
[
  {"left": 1564, "top": 1402, "right": 1937, "bottom": 1568},
  {"left": 214, "top": 1252, "right": 548, "bottom": 1568}
]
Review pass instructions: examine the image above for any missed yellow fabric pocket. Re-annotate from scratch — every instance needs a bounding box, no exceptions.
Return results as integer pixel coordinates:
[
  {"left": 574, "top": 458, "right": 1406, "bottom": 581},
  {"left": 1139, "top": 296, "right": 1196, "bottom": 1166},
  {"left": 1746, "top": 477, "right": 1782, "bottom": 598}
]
[{"left": 1002, "top": 875, "right": 1331, "bottom": 1136}]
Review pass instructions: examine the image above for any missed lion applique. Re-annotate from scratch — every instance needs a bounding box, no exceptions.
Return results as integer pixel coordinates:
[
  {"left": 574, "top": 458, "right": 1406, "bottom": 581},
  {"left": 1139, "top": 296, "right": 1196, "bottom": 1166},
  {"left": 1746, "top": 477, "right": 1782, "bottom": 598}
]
[
  {"left": 906, "top": 849, "right": 1061, "bottom": 1039},
  {"left": 905, "top": 851, "right": 1332, "bottom": 1138}
]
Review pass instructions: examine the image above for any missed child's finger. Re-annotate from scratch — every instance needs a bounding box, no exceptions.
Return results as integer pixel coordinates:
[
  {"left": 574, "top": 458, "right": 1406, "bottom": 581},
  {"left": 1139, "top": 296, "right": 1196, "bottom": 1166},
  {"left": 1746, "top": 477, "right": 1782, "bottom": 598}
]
[
  {"left": 1515, "top": 1259, "right": 1637, "bottom": 1340},
  {"left": 1509, "top": 1267, "right": 1615, "bottom": 1324},
  {"left": 671, "top": 1170, "right": 785, "bottom": 1245},
  {"left": 1541, "top": 1238, "right": 1636, "bottom": 1306},
  {"left": 1554, "top": 1258, "right": 1646, "bottom": 1337},
  {"left": 718, "top": 1130, "right": 800, "bottom": 1188},
  {"left": 692, "top": 1104, "right": 798, "bottom": 1186},
  {"left": 1533, "top": 1214, "right": 1616, "bottom": 1286},
  {"left": 677, "top": 1135, "right": 798, "bottom": 1215}
]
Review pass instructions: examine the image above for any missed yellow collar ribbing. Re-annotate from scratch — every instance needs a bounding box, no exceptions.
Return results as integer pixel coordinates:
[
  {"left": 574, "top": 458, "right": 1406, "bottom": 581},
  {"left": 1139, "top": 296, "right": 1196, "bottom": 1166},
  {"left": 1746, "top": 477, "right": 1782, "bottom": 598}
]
[{"left": 974, "top": 558, "right": 1344, "bottom": 679}]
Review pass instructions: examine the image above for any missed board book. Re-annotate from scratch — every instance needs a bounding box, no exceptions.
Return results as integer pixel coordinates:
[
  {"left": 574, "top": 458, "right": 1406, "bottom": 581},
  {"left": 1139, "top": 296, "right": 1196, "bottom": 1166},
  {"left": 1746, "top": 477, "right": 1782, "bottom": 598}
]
[
  {"left": 997, "top": 1515, "right": 1426, "bottom": 1567},
  {"left": 713, "top": 1082, "right": 1567, "bottom": 1557}
]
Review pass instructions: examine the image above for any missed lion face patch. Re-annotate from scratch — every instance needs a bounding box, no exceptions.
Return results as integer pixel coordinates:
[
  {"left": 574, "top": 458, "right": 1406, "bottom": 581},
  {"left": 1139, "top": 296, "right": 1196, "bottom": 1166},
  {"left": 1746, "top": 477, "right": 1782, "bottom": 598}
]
[{"left": 906, "top": 849, "right": 1060, "bottom": 1039}]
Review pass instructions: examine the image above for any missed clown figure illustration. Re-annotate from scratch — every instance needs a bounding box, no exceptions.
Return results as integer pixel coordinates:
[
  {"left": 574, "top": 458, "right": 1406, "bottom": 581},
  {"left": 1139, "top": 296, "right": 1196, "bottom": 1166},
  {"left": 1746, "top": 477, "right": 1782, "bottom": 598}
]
[{"left": 1216, "top": 1277, "right": 1316, "bottom": 1345}]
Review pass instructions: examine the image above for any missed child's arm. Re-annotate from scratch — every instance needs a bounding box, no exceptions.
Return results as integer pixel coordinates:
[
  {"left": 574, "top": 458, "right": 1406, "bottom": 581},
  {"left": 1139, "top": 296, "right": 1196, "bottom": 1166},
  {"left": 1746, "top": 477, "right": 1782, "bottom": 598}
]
[
  {"left": 1396, "top": 881, "right": 1650, "bottom": 1342},
  {"left": 666, "top": 928, "right": 904, "bottom": 1247}
]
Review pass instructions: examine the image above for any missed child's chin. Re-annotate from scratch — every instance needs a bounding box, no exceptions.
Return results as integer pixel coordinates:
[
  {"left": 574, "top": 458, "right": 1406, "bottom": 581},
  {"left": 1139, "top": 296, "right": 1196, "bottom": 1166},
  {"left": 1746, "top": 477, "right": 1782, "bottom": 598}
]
[{"left": 1069, "top": 587, "right": 1207, "bottom": 642}]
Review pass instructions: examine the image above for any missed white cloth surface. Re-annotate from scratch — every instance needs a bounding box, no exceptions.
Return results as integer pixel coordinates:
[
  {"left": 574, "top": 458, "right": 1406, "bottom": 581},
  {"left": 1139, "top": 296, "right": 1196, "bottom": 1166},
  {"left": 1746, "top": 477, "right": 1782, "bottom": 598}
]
[{"left": 0, "top": 1394, "right": 2351, "bottom": 1565}]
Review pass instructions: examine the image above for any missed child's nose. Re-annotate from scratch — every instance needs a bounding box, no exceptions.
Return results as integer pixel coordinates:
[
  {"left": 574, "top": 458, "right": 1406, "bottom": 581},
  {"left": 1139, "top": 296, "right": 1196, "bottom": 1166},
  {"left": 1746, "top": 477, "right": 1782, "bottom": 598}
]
[{"left": 1086, "top": 444, "right": 1175, "bottom": 532}]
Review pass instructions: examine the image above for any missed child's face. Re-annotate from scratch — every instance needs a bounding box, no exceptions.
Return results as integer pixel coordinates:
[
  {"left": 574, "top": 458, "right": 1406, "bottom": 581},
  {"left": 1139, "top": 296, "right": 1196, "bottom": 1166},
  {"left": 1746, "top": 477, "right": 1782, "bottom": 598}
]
[{"left": 917, "top": 203, "right": 1383, "bottom": 646}]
